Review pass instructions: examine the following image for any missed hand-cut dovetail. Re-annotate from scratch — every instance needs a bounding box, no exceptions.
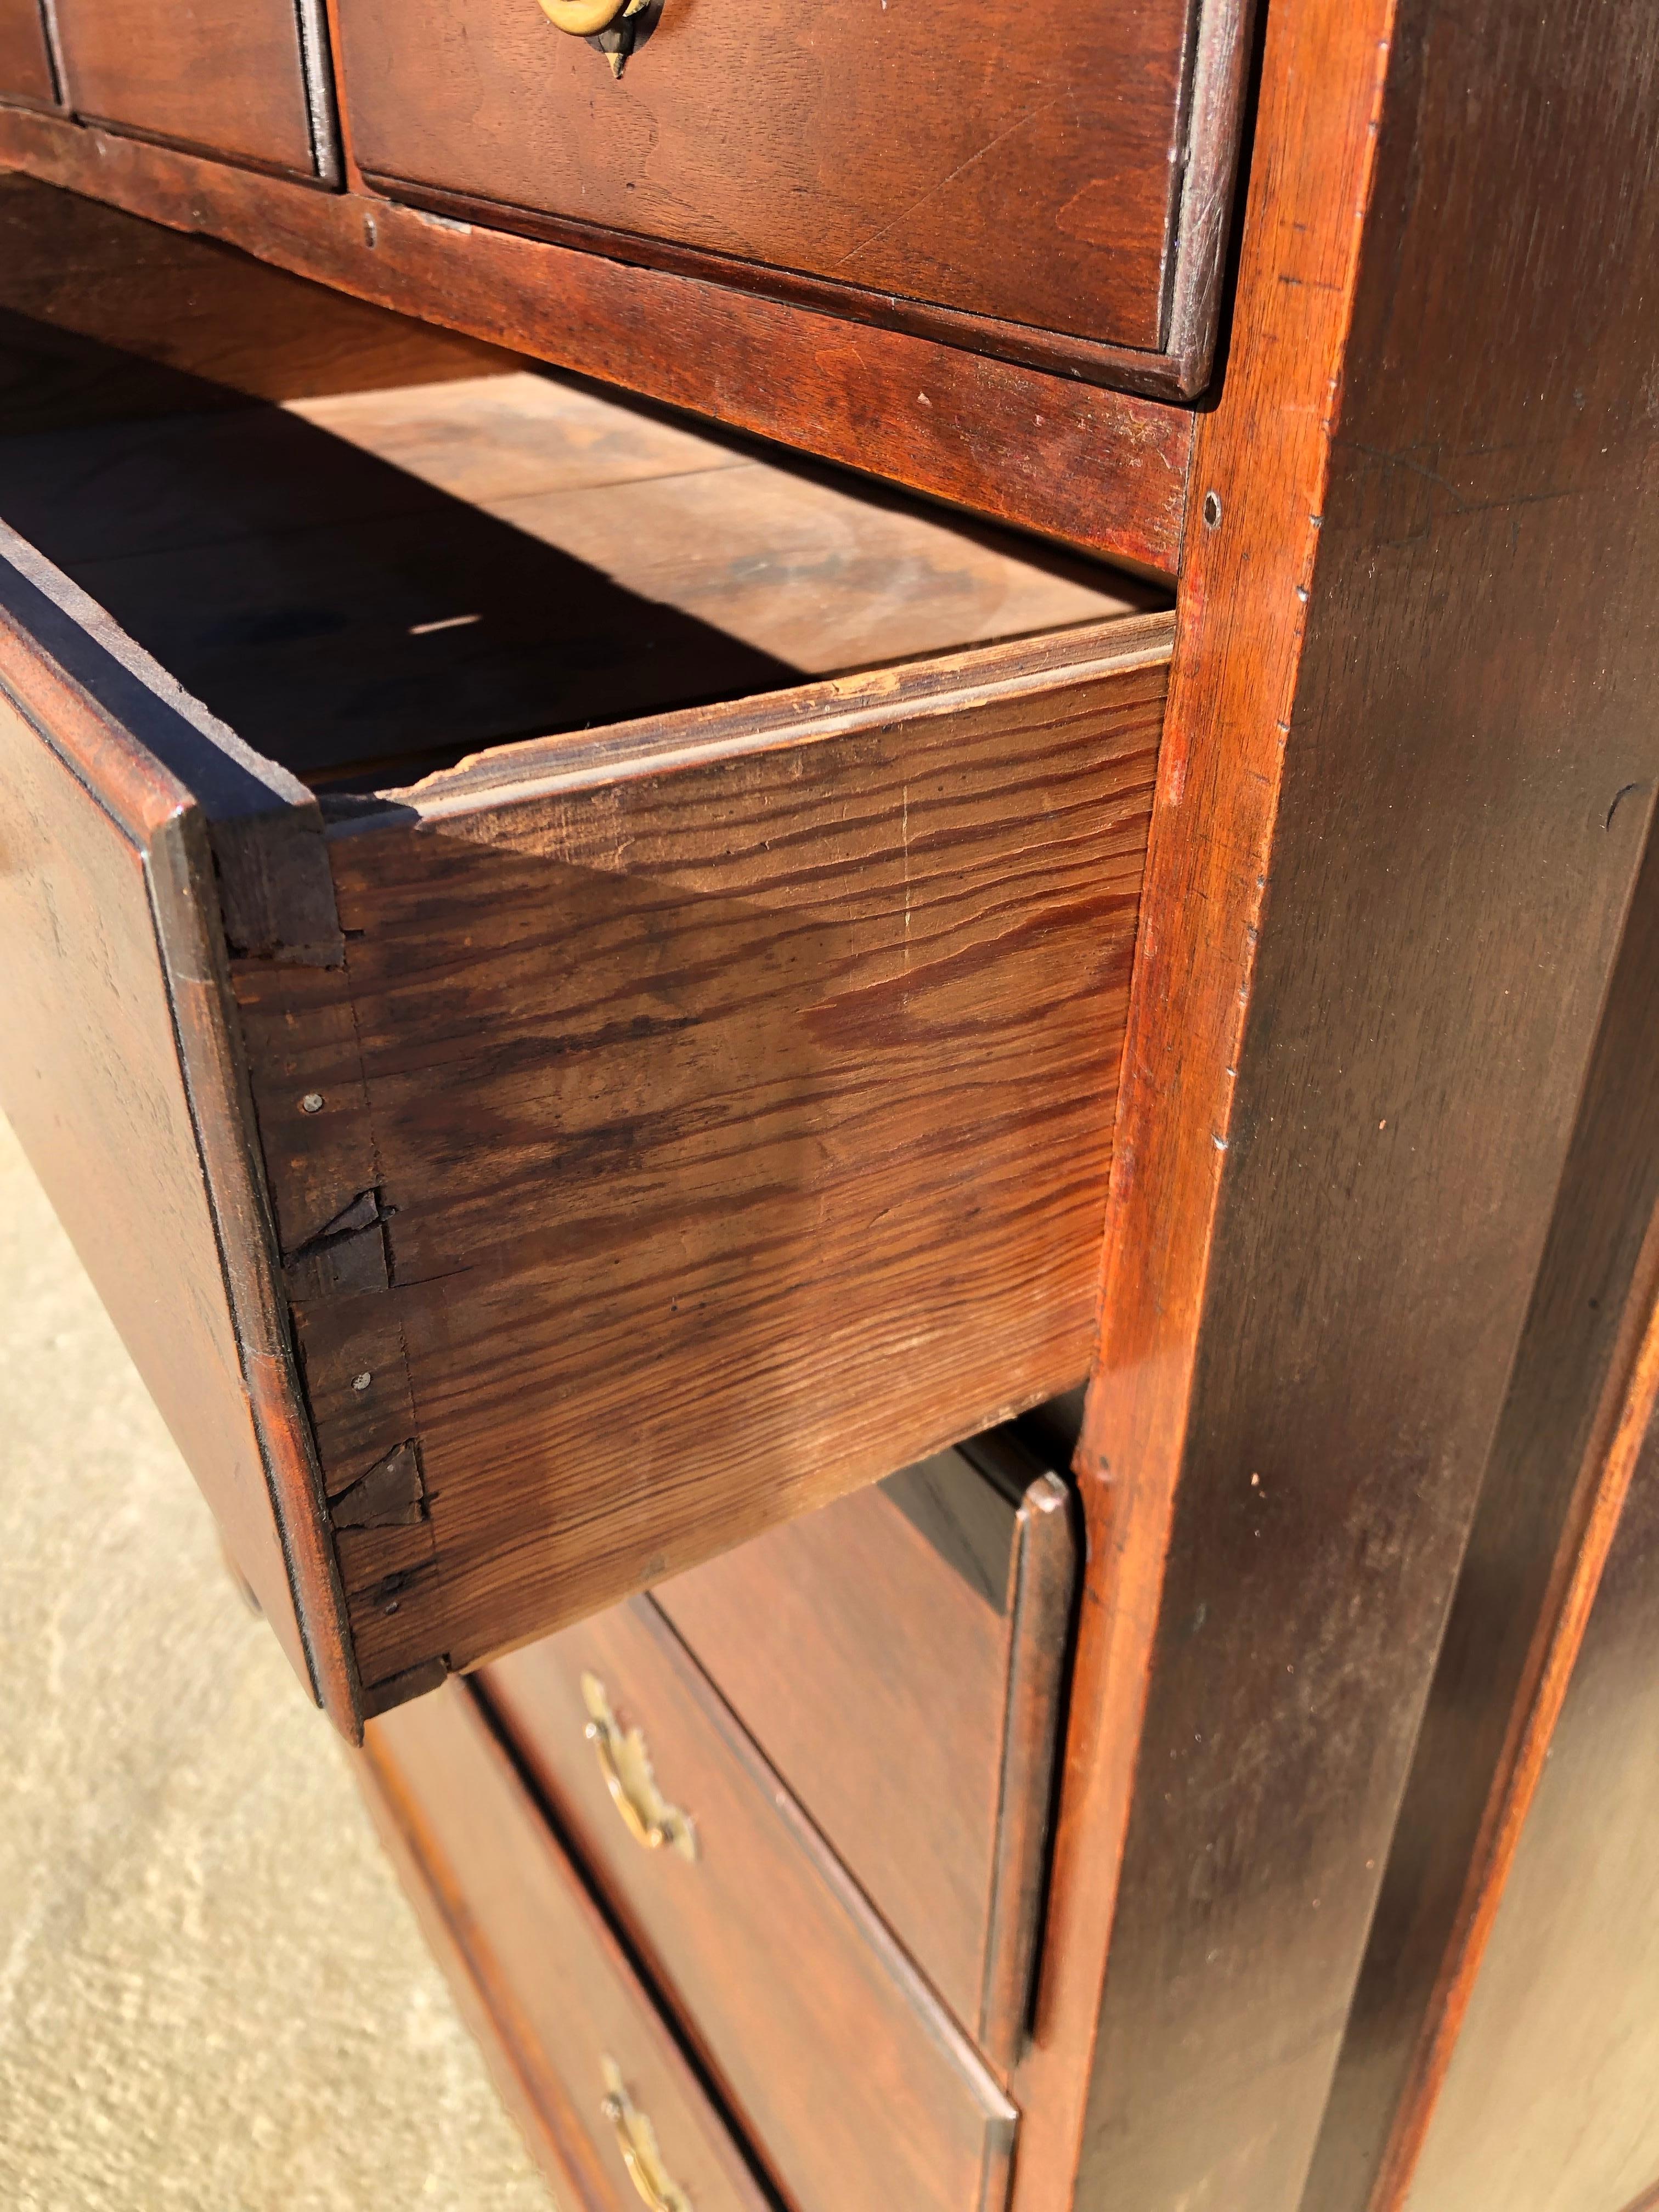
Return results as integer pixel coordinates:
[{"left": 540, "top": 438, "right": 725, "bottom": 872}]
[
  {"left": 283, "top": 1189, "right": 392, "bottom": 1301},
  {"left": 329, "top": 1439, "right": 426, "bottom": 1531}
]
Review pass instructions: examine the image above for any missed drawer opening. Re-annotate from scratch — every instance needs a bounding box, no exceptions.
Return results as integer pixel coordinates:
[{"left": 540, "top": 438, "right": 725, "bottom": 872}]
[
  {"left": 0, "top": 184, "right": 1176, "bottom": 1730},
  {"left": 0, "top": 288, "right": 1166, "bottom": 795}
]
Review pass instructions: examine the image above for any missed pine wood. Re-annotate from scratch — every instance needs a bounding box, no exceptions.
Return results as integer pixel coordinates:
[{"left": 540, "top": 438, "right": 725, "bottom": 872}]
[
  {"left": 335, "top": 0, "right": 1251, "bottom": 390},
  {"left": 0, "top": 362, "right": 1156, "bottom": 790},
  {"left": 654, "top": 1427, "right": 1076, "bottom": 2067},
  {"left": 0, "top": 0, "right": 55, "bottom": 108},
  {"left": 484, "top": 1598, "right": 1017, "bottom": 2212},
  {"left": 360, "top": 1681, "right": 775, "bottom": 2212},
  {"left": 236, "top": 618, "right": 1168, "bottom": 1702},
  {"left": 0, "top": 110, "right": 1197, "bottom": 573}
]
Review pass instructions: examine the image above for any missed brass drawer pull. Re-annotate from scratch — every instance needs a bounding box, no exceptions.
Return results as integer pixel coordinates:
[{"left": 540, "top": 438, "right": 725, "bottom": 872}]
[
  {"left": 600, "top": 2058, "right": 693, "bottom": 2212},
  {"left": 582, "top": 1671, "right": 697, "bottom": 1861}
]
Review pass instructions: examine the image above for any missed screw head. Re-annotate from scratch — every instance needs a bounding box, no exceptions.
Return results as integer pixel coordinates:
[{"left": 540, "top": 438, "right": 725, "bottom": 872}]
[
  {"left": 352, "top": 1372, "right": 373, "bottom": 1393},
  {"left": 300, "top": 1092, "right": 324, "bottom": 1114}
]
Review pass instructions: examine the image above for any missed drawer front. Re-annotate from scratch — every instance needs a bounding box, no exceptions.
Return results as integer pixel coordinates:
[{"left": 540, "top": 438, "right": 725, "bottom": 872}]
[
  {"left": 654, "top": 1428, "right": 1076, "bottom": 2063},
  {"left": 333, "top": 0, "right": 1249, "bottom": 385},
  {"left": 362, "top": 1683, "right": 773, "bottom": 2212},
  {"left": 52, "top": 0, "right": 328, "bottom": 178},
  {"left": 0, "top": 0, "right": 57, "bottom": 110},
  {"left": 485, "top": 1600, "right": 1018, "bottom": 2212}
]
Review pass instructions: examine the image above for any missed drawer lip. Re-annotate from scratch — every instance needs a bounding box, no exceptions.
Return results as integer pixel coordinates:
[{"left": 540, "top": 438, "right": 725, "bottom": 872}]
[
  {"left": 486, "top": 1597, "right": 1018, "bottom": 2212},
  {"left": 360, "top": 1680, "right": 777, "bottom": 2212},
  {"left": 345, "top": 610, "right": 1177, "bottom": 819}
]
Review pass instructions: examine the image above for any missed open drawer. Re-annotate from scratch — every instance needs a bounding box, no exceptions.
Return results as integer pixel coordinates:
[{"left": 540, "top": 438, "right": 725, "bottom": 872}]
[{"left": 0, "top": 321, "right": 1169, "bottom": 1735}]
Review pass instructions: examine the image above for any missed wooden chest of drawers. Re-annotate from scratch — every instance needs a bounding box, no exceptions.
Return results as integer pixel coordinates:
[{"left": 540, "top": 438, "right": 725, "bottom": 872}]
[{"left": 6, "top": 3, "right": 1659, "bottom": 2209}]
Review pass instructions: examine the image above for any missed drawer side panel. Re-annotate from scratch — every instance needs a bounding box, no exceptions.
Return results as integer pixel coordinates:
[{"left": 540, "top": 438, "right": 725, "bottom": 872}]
[{"left": 258, "top": 630, "right": 1167, "bottom": 1681}]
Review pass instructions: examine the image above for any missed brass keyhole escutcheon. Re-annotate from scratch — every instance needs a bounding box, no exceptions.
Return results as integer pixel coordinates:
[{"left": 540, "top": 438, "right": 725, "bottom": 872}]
[{"left": 535, "top": 0, "right": 650, "bottom": 76}]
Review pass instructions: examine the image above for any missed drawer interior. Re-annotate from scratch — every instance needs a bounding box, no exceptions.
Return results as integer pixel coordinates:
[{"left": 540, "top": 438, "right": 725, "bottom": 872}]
[{"left": 0, "top": 232, "right": 1165, "bottom": 793}]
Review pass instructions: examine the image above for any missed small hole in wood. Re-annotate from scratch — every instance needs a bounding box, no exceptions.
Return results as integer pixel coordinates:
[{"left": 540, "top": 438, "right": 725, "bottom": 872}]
[{"left": 1203, "top": 490, "right": 1223, "bottom": 529}]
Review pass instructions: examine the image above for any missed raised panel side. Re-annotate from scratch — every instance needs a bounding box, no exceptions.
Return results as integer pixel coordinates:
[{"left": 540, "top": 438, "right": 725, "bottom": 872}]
[{"left": 0, "top": 0, "right": 58, "bottom": 109}]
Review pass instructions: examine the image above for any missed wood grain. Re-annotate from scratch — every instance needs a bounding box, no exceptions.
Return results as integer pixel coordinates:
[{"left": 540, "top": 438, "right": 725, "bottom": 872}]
[
  {"left": 0, "top": 533, "right": 345, "bottom": 1709},
  {"left": 656, "top": 1427, "right": 1075, "bottom": 2068},
  {"left": 1013, "top": 2, "right": 1659, "bottom": 2209},
  {"left": 1, "top": 365, "right": 1158, "bottom": 791},
  {"left": 229, "top": 620, "right": 1166, "bottom": 1697},
  {"left": 0, "top": 0, "right": 56, "bottom": 109},
  {"left": 484, "top": 1599, "right": 1017, "bottom": 2212},
  {"left": 337, "top": 0, "right": 1251, "bottom": 388},
  {"left": 0, "top": 173, "right": 516, "bottom": 433},
  {"left": 0, "top": 109, "right": 1197, "bottom": 573},
  {"left": 362, "top": 1681, "right": 775, "bottom": 2212},
  {"left": 50, "top": 0, "right": 320, "bottom": 177}
]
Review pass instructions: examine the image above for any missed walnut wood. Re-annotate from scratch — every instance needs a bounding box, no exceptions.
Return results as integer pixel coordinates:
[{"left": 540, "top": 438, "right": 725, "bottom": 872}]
[
  {"left": 50, "top": 0, "right": 322, "bottom": 178},
  {"left": 361, "top": 1681, "right": 775, "bottom": 2212},
  {"left": 484, "top": 1599, "right": 1017, "bottom": 2212},
  {"left": 1306, "top": 812, "right": 1659, "bottom": 2210},
  {"left": 235, "top": 618, "right": 1167, "bottom": 1698},
  {"left": 337, "top": 0, "right": 1203, "bottom": 365},
  {"left": 1401, "top": 1362, "right": 1659, "bottom": 2212},
  {"left": 0, "top": 524, "right": 357, "bottom": 1726},
  {"left": 0, "top": 0, "right": 56, "bottom": 108},
  {"left": 0, "top": 110, "right": 1197, "bottom": 573},
  {"left": 1006, "top": 3, "right": 1659, "bottom": 2210},
  {"left": 655, "top": 1426, "right": 1076, "bottom": 2068}
]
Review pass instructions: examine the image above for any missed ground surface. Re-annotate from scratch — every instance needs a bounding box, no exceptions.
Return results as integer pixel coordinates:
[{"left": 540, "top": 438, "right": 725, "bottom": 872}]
[{"left": 0, "top": 1114, "right": 554, "bottom": 2211}]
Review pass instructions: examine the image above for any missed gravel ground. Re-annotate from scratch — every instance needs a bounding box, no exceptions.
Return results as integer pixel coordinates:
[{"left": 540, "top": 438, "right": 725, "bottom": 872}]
[{"left": 0, "top": 1113, "right": 554, "bottom": 2212}]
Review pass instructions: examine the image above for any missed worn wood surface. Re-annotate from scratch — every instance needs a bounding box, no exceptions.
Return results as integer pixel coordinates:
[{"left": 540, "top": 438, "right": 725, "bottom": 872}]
[
  {"left": 50, "top": 0, "right": 320, "bottom": 177},
  {"left": 996, "top": 3, "right": 1659, "bottom": 2210},
  {"left": 0, "top": 0, "right": 55, "bottom": 108},
  {"left": 1402, "top": 1368, "right": 1659, "bottom": 2212},
  {"left": 338, "top": 0, "right": 1251, "bottom": 392},
  {"left": 0, "top": 174, "right": 515, "bottom": 433},
  {"left": 656, "top": 1426, "right": 1075, "bottom": 2066},
  {"left": 1307, "top": 815, "right": 1659, "bottom": 2210},
  {"left": 0, "top": 529, "right": 358, "bottom": 1717},
  {"left": 0, "top": 363, "right": 1158, "bottom": 789},
  {"left": 486, "top": 1599, "right": 1017, "bottom": 2212},
  {"left": 0, "top": 110, "right": 1196, "bottom": 572},
  {"left": 362, "top": 1681, "right": 774, "bottom": 2212},
  {"left": 234, "top": 618, "right": 1167, "bottom": 1701}
]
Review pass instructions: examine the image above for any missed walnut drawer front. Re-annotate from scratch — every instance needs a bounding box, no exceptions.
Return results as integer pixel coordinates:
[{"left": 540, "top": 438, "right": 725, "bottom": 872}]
[
  {"left": 484, "top": 1597, "right": 1019, "bottom": 2212},
  {"left": 0, "top": 350, "right": 1167, "bottom": 1736},
  {"left": 360, "top": 1680, "right": 774, "bottom": 2212},
  {"left": 47, "top": 0, "right": 332, "bottom": 180},
  {"left": 653, "top": 1424, "right": 1075, "bottom": 2066},
  {"left": 331, "top": 0, "right": 1252, "bottom": 393},
  {"left": 0, "top": 0, "right": 58, "bottom": 112}
]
